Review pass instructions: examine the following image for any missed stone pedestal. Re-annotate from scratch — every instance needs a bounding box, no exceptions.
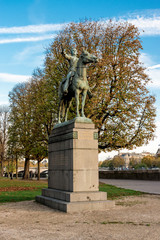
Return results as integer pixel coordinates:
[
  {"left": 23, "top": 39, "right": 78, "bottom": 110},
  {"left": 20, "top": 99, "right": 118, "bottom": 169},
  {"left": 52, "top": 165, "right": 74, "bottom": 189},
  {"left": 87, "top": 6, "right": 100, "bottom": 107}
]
[{"left": 36, "top": 117, "right": 115, "bottom": 212}]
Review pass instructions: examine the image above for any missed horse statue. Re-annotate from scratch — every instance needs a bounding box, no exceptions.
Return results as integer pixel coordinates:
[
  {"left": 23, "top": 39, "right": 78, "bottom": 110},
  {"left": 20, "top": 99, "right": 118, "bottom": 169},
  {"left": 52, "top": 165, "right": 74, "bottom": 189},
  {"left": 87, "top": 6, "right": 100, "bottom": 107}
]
[{"left": 58, "top": 49, "right": 98, "bottom": 123}]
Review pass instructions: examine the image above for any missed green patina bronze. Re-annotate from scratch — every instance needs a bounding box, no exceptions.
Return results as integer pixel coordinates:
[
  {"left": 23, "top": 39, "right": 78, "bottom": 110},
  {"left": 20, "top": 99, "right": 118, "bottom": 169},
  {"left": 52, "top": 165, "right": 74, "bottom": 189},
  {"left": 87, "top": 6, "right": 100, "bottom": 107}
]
[{"left": 58, "top": 48, "right": 98, "bottom": 123}]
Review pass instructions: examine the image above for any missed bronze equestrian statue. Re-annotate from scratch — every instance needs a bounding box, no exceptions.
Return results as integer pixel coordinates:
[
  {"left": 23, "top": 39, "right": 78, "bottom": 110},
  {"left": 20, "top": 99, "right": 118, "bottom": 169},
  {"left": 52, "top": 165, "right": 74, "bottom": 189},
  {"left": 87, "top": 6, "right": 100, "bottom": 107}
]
[{"left": 58, "top": 48, "right": 98, "bottom": 123}]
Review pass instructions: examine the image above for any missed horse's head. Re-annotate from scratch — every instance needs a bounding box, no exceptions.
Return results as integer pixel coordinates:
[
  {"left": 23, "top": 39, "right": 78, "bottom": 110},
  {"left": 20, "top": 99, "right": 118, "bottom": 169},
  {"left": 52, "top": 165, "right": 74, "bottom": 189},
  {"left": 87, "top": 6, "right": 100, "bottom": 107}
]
[{"left": 80, "top": 49, "right": 98, "bottom": 64}]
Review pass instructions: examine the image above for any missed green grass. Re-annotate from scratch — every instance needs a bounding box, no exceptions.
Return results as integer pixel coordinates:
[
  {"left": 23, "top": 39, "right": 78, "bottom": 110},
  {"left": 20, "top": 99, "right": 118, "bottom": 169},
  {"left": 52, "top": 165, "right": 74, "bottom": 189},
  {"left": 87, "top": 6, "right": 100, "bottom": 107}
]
[
  {"left": 0, "top": 178, "right": 144, "bottom": 203},
  {"left": 0, "top": 189, "right": 44, "bottom": 203},
  {"left": 99, "top": 182, "right": 144, "bottom": 199},
  {"left": 0, "top": 178, "right": 47, "bottom": 203}
]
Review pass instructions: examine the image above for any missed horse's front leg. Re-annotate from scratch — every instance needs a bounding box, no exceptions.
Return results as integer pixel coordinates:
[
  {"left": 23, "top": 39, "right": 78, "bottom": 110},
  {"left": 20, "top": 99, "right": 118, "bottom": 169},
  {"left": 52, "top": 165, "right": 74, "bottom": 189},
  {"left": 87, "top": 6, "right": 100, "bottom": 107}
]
[
  {"left": 75, "top": 89, "right": 80, "bottom": 117},
  {"left": 81, "top": 90, "right": 87, "bottom": 117}
]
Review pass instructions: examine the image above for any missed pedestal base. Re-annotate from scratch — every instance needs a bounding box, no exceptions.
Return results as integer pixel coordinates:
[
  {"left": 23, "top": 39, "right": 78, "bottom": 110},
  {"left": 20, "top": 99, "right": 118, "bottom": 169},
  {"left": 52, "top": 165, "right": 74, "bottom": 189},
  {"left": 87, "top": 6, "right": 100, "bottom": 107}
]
[
  {"left": 36, "top": 118, "right": 115, "bottom": 212},
  {"left": 36, "top": 189, "right": 115, "bottom": 213}
]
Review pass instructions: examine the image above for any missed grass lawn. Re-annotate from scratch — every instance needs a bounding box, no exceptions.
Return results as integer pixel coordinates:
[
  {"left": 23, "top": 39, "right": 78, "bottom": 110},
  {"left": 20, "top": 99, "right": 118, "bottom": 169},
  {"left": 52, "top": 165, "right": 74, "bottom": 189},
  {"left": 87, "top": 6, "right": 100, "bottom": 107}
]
[
  {"left": 99, "top": 182, "right": 144, "bottom": 199},
  {"left": 0, "top": 178, "right": 47, "bottom": 203},
  {"left": 0, "top": 178, "right": 144, "bottom": 203}
]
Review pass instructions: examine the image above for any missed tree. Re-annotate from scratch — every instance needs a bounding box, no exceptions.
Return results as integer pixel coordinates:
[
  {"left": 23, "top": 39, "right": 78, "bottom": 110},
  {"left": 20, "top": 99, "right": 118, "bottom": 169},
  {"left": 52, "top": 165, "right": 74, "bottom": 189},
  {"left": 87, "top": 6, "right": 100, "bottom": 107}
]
[
  {"left": 8, "top": 82, "right": 34, "bottom": 179},
  {"left": 30, "top": 68, "right": 56, "bottom": 138},
  {"left": 101, "top": 159, "right": 110, "bottom": 167},
  {"left": 26, "top": 71, "right": 54, "bottom": 179},
  {"left": 112, "top": 156, "right": 125, "bottom": 168},
  {"left": 0, "top": 105, "right": 9, "bottom": 177},
  {"left": 134, "top": 163, "right": 147, "bottom": 170},
  {"left": 141, "top": 155, "right": 155, "bottom": 168},
  {"left": 153, "top": 158, "right": 160, "bottom": 168},
  {"left": 108, "top": 161, "right": 114, "bottom": 170},
  {"left": 8, "top": 72, "right": 52, "bottom": 179},
  {"left": 30, "top": 142, "right": 48, "bottom": 180},
  {"left": 98, "top": 161, "right": 103, "bottom": 167},
  {"left": 100, "top": 159, "right": 115, "bottom": 170},
  {"left": 5, "top": 156, "right": 16, "bottom": 176},
  {"left": 7, "top": 135, "right": 21, "bottom": 179},
  {"left": 129, "top": 157, "right": 139, "bottom": 169},
  {"left": 101, "top": 156, "right": 125, "bottom": 169},
  {"left": 44, "top": 20, "right": 156, "bottom": 152}
]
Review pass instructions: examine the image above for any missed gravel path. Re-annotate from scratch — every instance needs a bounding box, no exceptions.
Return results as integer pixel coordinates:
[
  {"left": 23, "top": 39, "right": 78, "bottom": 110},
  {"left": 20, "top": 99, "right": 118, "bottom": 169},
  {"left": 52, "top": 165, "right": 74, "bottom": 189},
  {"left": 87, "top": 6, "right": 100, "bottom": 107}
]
[{"left": 0, "top": 195, "right": 160, "bottom": 240}]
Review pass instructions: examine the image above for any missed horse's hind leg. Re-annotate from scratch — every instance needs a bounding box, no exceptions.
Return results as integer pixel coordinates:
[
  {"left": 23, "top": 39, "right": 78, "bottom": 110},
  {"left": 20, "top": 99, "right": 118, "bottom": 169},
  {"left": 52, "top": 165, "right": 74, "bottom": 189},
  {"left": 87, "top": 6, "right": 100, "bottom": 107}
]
[
  {"left": 65, "top": 99, "right": 72, "bottom": 122},
  {"left": 81, "top": 90, "right": 87, "bottom": 117}
]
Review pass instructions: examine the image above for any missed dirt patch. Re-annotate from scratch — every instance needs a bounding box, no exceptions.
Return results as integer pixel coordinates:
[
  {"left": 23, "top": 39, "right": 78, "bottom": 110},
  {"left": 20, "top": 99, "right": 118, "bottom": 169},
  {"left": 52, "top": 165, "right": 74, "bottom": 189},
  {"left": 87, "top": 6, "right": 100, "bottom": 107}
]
[{"left": 0, "top": 195, "right": 160, "bottom": 240}]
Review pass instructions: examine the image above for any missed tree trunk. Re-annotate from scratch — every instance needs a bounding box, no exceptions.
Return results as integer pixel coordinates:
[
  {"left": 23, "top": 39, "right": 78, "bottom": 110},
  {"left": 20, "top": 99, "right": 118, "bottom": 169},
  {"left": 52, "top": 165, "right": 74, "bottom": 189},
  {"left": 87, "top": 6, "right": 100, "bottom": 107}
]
[
  {"left": 0, "top": 151, "right": 5, "bottom": 177},
  {"left": 0, "top": 157, "right": 3, "bottom": 177},
  {"left": 16, "top": 155, "right": 18, "bottom": 179},
  {"left": 7, "top": 159, "right": 9, "bottom": 178},
  {"left": 23, "top": 157, "right": 30, "bottom": 179},
  {"left": 37, "top": 160, "right": 40, "bottom": 181}
]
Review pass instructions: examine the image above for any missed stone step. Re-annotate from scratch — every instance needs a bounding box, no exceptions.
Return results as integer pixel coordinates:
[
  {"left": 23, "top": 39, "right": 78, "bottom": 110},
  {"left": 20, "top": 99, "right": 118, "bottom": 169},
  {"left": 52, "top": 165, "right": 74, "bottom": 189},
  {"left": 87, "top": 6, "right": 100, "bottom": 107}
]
[
  {"left": 36, "top": 195, "right": 115, "bottom": 213},
  {"left": 42, "top": 188, "right": 107, "bottom": 202}
]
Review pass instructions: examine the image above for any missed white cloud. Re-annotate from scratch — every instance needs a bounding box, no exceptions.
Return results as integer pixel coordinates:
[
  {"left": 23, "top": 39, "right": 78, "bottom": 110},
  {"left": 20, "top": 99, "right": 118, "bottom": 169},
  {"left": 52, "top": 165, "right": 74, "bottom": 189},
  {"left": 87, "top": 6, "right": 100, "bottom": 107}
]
[
  {"left": 148, "top": 64, "right": 160, "bottom": 70},
  {"left": 101, "top": 15, "right": 160, "bottom": 36},
  {"left": 0, "top": 15, "right": 160, "bottom": 46},
  {"left": 98, "top": 150, "right": 118, "bottom": 161},
  {"left": 143, "top": 61, "right": 160, "bottom": 88},
  {"left": 0, "top": 34, "right": 56, "bottom": 44},
  {"left": 139, "top": 53, "right": 153, "bottom": 67},
  {"left": 139, "top": 53, "right": 160, "bottom": 88},
  {"left": 127, "top": 16, "right": 160, "bottom": 36},
  {"left": 147, "top": 68, "right": 160, "bottom": 88},
  {"left": 0, "top": 73, "right": 30, "bottom": 83},
  {"left": 0, "top": 23, "right": 66, "bottom": 34},
  {"left": 0, "top": 100, "right": 9, "bottom": 106},
  {"left": 0, "top": 14, "right": 160, "bottom": 37},
  {"left": 15, "top": 44, "right": 44, "bottom": 61}
]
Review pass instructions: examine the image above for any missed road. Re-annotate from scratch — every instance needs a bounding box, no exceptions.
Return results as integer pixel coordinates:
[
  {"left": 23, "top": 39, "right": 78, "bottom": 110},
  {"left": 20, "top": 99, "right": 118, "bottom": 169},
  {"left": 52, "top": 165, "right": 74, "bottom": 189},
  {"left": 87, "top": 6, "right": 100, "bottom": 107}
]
[{"left": 100, "top": 179, "right": 160, "bottom": 194}]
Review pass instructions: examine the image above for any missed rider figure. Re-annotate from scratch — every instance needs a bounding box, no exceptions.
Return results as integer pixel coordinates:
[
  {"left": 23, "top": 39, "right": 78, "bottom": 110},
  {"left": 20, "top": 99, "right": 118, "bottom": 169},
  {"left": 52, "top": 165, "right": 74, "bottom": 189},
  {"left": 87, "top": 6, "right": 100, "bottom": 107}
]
[{"left": 62, "top": 47, "right": 79, "bottom": 94}]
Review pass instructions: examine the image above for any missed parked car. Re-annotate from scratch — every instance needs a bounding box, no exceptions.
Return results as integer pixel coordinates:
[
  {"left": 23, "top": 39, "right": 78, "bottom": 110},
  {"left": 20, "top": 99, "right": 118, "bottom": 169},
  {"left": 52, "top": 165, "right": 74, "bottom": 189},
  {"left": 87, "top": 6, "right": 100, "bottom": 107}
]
[
  {"left": 40, "top": 170, "right": 48, "bottom": 178},
  {"left": 4, "top": 172, "right": 8, "bottom": 177},
  {"left": 13, "top": 170, "right": 33, "bottom": 178},
  {"left": 13, "top": 170, "right": 24, "bottom": 178}
]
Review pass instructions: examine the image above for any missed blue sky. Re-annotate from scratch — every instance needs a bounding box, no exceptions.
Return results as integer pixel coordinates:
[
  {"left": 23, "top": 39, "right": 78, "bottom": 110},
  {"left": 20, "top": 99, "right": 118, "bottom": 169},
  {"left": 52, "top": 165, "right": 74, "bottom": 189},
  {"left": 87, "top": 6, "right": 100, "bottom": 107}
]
[{"left": 0, "top": 0, "right": 160, "bottom": 159}]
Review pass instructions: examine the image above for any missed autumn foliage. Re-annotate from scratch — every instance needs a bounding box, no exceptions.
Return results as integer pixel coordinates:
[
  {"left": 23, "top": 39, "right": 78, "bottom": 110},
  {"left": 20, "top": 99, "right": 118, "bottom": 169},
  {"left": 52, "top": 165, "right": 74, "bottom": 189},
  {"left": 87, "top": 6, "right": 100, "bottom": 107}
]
[{"left": 44, "top": 20, "right": 156, "bottom": 151}]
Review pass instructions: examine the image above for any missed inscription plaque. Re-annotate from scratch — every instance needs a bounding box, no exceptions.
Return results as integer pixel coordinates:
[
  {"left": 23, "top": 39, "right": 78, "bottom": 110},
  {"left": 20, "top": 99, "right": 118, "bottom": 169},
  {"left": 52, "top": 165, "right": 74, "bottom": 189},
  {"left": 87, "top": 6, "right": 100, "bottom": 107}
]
[{"left": 93, "top": 132, "right": 98, "bottom": 140}]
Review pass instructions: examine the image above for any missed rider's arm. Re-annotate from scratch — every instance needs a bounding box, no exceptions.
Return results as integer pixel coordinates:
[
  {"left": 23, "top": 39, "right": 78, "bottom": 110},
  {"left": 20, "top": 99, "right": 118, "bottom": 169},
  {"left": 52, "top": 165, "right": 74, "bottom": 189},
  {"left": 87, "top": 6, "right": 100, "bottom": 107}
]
[{"left": 62, "top": 49, "right": 71, "bottom": 60}]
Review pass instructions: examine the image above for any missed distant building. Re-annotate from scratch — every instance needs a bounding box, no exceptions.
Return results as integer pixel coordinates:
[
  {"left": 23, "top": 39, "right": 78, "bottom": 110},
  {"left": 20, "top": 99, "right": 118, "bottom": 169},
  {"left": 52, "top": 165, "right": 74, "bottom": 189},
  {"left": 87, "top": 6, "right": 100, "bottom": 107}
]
[
  {"left": 117, "top": 152, "right": 154, "bottom": 168},
  {"left": 156, "top": 148, "right": 160, "bottom": 157}
]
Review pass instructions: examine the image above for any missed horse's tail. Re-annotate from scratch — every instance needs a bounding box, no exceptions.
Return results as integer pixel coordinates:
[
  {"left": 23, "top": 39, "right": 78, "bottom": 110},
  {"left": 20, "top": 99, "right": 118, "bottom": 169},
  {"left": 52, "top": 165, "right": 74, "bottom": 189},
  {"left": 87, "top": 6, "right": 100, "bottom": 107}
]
[
  {"left": 58, "top": 82, "right": 62, "bottom": 98},
  {"left": 58, "top": 77, "right": 67, "bottom": 98}
]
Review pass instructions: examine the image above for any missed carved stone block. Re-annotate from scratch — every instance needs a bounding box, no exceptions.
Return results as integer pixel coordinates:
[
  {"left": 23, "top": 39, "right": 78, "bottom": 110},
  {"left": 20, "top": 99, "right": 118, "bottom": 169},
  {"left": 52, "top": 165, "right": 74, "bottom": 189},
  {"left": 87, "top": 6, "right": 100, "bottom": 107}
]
[{"left": 36, "top": 117, "right": 115, "bottom": 212}]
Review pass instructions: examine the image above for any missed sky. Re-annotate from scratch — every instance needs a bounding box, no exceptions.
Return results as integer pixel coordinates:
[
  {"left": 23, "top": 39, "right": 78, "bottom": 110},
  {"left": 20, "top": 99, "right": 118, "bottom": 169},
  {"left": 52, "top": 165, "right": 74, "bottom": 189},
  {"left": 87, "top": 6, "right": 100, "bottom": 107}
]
[{"left": 0, "top": 0, "right": 160, "bottom": 160}]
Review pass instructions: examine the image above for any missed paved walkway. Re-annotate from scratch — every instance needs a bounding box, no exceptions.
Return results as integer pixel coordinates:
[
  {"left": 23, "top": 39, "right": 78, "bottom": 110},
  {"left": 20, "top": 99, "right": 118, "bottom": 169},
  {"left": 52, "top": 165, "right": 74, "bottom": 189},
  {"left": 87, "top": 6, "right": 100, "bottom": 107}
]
[{"left": 100, "top": 179, "right": 160, "bottom": 194}]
